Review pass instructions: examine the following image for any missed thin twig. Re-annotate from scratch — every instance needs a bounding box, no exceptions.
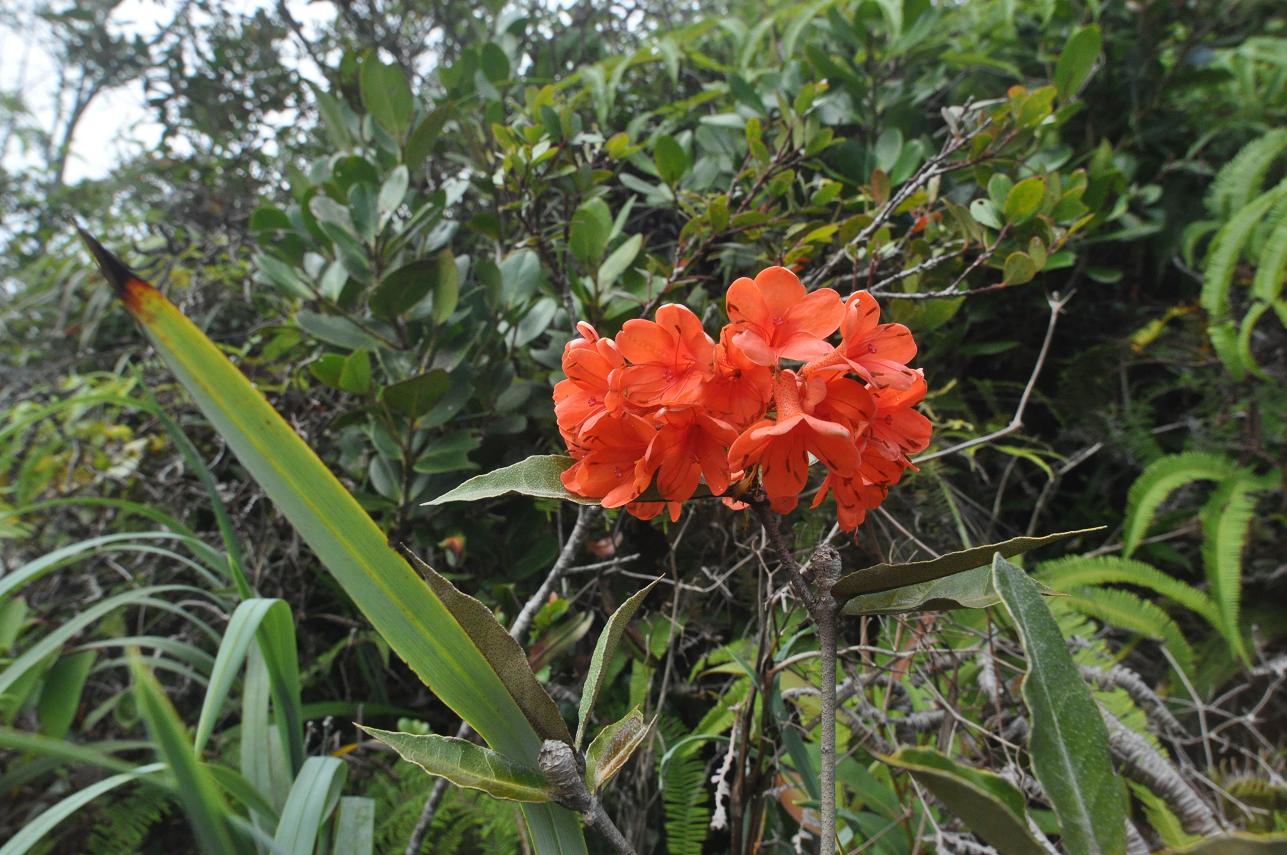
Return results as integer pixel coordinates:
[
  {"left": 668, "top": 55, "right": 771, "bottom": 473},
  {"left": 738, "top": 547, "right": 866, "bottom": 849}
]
[{"left": 913, "top": 290, "right": 1070, "bottom": 465}]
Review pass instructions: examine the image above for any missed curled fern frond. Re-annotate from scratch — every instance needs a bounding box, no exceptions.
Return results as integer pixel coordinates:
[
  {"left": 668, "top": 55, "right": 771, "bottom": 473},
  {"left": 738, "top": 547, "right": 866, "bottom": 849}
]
[
  {"left": 1036, "top": 555, "right": 1219, "bottom": 629},
  {"left": 1060, "top": 587, "right": 1196, "bottom": 676},
  {"left": 1123, "top": 452, "right": 1245, "bottom": 557}
]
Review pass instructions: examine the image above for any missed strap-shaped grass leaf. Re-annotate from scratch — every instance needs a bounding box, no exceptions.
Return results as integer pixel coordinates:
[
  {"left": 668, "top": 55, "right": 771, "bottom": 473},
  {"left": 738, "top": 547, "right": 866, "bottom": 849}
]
[
  {"left": 831, "top": 528, "right": 1100, "bottom": 603},
  {"left": 274, "top": 756, "right": 346, "bottom": 855},
  {"left": 842, "top": 564, "right": 1004, "bottom": 616},
  {"left": 425, "top": 454, "right": 592, "bottom": 505},
  {"left": 405, "top": 552, "right": 571, "bottom": 744},
  {"left": 130, "top": 653, "right": 248, "bottom": 855},
  {"left": 194, "top": 599, "right": 304, "bottom": 775},
  {"left": 576, "top": 578, "right": 661, "bottom": 748},
  {"left": 585, "top": 707, "right": 654, "bottom": 792},
  {"left": 992, "top": 555, "right": 1126, "bottom": 855},
  {"left": 883, "top": 747, "right": 1048, "bottom": 855},
  {"left": 36, "top": 651, "right": 96, "bottom": 740},
  {"left": 361, "top": 726, "right": 554, "bottom": 803},
  {"left": 80, "top": 233, "right": 586, "bottom": 854},
  {"left": 332, "top": 797, "right": 375, "bottom": 855},
  {"left": 0, "top": 763, "right": 165, "bottom": 855}
]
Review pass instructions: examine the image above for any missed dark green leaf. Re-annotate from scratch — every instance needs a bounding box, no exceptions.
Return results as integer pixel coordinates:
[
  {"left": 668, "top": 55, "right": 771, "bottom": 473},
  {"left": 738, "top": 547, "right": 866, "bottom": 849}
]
[
  {"left": 359, "top": 55, "right": 414, "bottom": 138},
  {"left": 992, "top": 555, "right": 1126, "bottom": 855},
  {"left": 576, "top": 579, "right": 661, "bottom": 748},
  {"left": 1055, "top": 25, "right": 1102, "bottom": 98},
  {"left": 883, "top": 747, "right": 1048, "bottom": 855},
  {"left": 831, "top": 528, "right": 1100, "bottom": 602},
  {"left": 381, "top": 370, "right": 450, "bottom": 419},
  {"left": 295, "top": 310, "right": 383, "bottom": 351},
  {"left": 654, "top": 135, "right": 690, "bottom": 185},
  {"left": 36, "top": 651, "right": 95, "bottom": 739},
  {"left": 842, "top": 564, "right": 1003, "bottom": 616}
]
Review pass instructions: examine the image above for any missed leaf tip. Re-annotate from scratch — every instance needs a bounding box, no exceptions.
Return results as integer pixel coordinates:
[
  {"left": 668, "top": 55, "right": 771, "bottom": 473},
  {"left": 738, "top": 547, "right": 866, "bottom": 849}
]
[{"left": 75, "top": 226, "right": 159, "bottom": 317}]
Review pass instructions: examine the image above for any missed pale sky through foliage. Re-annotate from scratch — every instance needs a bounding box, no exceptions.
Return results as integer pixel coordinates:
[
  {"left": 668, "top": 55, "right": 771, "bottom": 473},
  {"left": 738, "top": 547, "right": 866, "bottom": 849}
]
[{"left": 0, "top": 0, "right": 335, "bottom": 183}]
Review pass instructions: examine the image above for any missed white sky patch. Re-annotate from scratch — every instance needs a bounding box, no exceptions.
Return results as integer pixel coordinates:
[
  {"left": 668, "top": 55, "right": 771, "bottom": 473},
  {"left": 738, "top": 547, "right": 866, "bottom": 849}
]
[{"left": 1, "top": 0, "right": 335, "bottom": 183}]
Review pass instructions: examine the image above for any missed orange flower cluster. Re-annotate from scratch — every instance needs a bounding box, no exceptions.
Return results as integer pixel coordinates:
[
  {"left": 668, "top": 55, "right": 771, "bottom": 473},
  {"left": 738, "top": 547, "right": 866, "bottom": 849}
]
[{"left": 554, "top": 266, "right": 931, "bottom": 530}]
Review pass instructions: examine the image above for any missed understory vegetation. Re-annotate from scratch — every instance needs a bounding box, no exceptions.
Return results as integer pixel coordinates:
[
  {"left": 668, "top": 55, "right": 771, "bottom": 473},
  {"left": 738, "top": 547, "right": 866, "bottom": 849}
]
[{"left": 1, "top": 0, "right": 1285, "bottom": 852}]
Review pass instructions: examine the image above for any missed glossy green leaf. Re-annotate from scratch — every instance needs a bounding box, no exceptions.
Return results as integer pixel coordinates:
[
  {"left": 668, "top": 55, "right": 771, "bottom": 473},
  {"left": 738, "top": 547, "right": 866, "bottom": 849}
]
[
  {"left": 425, "top": 454, "right": 591, "bottom": 506},
  {"left": 883, "top": 747, "right": 1047, "bottom": 855},
  {"left": 404, "top": 551, "right": 572, "bottom": 744},
  {"left": 576, "top": 579, "right": 660, "bottom": 748},
  {"left": 36, "top": 651, "right": 96, "bottom": 739},
  {"left": 654, "top": 134, "right": 689, "bottom": 184},
  {"left": 80, "top": 234, "right": 586, "bottom": 853},
  {"left": 585, "top": 707, "right": 653, "bottom": 792},
  {"left": 361, "top": 727, "right": 554, "bottom": 802},
  {"left": 295, "top": 310, "right": 383, "bottom": 351},
  {"left": 370, "top": 258, "right": 439, "bottom": 319},
  {"left": 569, "top": 199, "right": 612, "bottom": 268},
  {"left": 381, "top": 370, "right": 451, "bottom": 419},
  {"left": 992, "top": 555, "right": 1126, "bottom": 855},
  {"left": 1005, "top": 176, "right": 1046, "bottom": 224},
  {"left": 1055, "top": 25, "right": 1102, "bottom": 98},
  {"left": 359, "top": 55, "right": 413, "bottom": 138},
  {"left": 274, "top": 756, "right": 346, "bottom": 855},
  {"left": 597, "top": 234, "right": 643, "bottom": 290},
  {"left": 131, "top": 654, "right": 247, "bottom": 855},
  {"left": 404, "top": 105, "right": 450, "bottom": 171},
  {"left": 831, "top": 528, "right": 1100, "bottom": 602}
]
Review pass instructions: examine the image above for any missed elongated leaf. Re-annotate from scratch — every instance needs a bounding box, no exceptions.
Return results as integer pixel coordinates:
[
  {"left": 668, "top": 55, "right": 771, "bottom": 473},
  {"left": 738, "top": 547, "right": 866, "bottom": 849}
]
[
  {"left": 274, "top": 756, "right": 346, "bottom": 855},
  {"left": 425, "top": 454, "right": 591, "bottom": 505},
  {"left": 1054, "top": 25, "right": 1101, "bottom": 98},
  {"left": 332, "top": 797, "right": 375, "bottom": 855},
  {"left": 404, "top": 552, "right": 571, "bottom": 744},
  {"left": 80, "top": 232, "right": 586, "bottom": 854},
  {"left": 204, "top": 762, "right": 280, "bottom": 824},
  {"left": 1169, "top": 833, "right": 1287, "bottom": 854},
  {"left": 130, "top": 654, "right": 247, "bottom": 855},
  {"left": 0, "top": 763, "right": 164, "bottom": 855},
  {"left": 1035, "top": 555, "right": 1219, "bottom": 628},
  {"left": 361, "top": 726, "right": 554, "bottom": 802},
  {"left": 992, "top": 556, "right": 1125, "bottom": 855},
  {"left": 585, "top": 707, "right": 653, "bottom": 792},
  {"left": 883, "top": 747, "right": 1047, "bottom": 855},
  {"left": 831, "top": 528, "right": 1100, "bottom": 602},
  {"left": 576, "top": 579, "right": 660, "bottom": 748},
  {"left": 1200, "top": 476, "right": 1270, "bottom": 662},
  {"left": 359, "top": 55, "right": 413, "bottom": 138},
  {"left": 194, "top": 599, "right": 304, "bottom": 775},
  {"left": 1059, "top": 587, "right": 1195, "bottom": 677},
  {"left": 842, "top": 563, "right": 1003, "bottom": 616},
  {"left": 597, "top": 233, "right": 643, "bottom": 289},
  {"left": 36, "top": 650, "right": 96, "bottom": 739}
]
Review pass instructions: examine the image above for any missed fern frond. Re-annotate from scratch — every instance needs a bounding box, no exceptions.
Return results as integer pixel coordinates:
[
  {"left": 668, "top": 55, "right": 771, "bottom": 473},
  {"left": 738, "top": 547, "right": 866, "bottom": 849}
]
[
  {"left": 1123, "top": 452, "right": 1245, "bottom": 557},
  {"left": 1200, "top": 179, "right": 1287, "bottom": 342},
  {"left": 1036, "top": 555, "right": 1219, "bottom": 628},
  {"left": 1204, "top": 128, "right": 1287, "bottom": 219},
  {"left": 1200, "top": 476, "right": 1271, "bottom": 663},
  {"left": 1061, "top": 587, "right": 1195, "bottom": 676},
  {"left": 1251, "top": 198, "right": 1287, "bottom": 303},
  {"left": 660, "top": 746, "right": 710, "bottom": 855},
  {"left": 87, "top": 784, "right": 173, "bottom": 855}
]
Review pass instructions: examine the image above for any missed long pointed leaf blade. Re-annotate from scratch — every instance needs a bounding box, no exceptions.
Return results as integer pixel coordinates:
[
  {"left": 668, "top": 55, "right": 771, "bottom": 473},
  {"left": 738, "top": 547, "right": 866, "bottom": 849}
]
[
  {"left": 274, "top": 756, "right": 346, "bottom": 855},
  {"left": 575, "top": 579, "right": 661, "bottom": 748},
  {"left": 883, "top": 747, "right": 1048, "bottom": 855},
  {"left": 130, "top": 654, "right": 247, "bottom": 855},
  {"left": 992, "top": 555, "right": 1126, "bottom": 855},
  {"left": 361, "top": 726, "right": 555, "bottom": 803},
  {"left": 831, "top": 527, "right": 1102, "bottom": 602},
  {"left": 82, "top": 233, "right": 586, "bottom": 853},
  {"left": 405, "top": 552, "right": 571, "bottom": 744}
]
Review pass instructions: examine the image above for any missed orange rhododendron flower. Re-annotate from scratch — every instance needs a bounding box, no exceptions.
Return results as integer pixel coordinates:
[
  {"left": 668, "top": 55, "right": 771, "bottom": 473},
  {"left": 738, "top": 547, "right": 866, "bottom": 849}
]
[
  {"left": 554, "top": 265, "right": 931, "bottom": 529},
  {"left": 834, "top": 290, "right": 919, "bottom": 389},
  {"left": 614, "top": 304, "right": 716, "bottom": 407},
  {"left": 725, "top": 266, "right": 844, "bottom": 366}
]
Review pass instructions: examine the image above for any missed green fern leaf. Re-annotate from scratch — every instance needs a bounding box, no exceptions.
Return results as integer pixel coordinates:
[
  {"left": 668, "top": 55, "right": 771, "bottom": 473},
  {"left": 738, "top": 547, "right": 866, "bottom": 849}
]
[
  {"left": 1200, "top": 475, "right": 1276, "bottom": 662},
  {"left": 1060, "top": 587, "right": 1195, "bottom": 676},
  {"left": 1202, "top": 180, "right": 1287, "bottom": 325},
  {"left": 1251, "top": 199, "right": 1287, "bottom": 303},
  {"left": 1036, "top": 555, "right": 1219, "bottom": 628},
  {"left": 1204, "top": 128, "right": 1287, "bottom": 219},
  {"left": 656, "top": 715, "right": 711, "bottom": 855},
  {"left": 1123, "top": 452, "right": 1244, "bottom": 557}
]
